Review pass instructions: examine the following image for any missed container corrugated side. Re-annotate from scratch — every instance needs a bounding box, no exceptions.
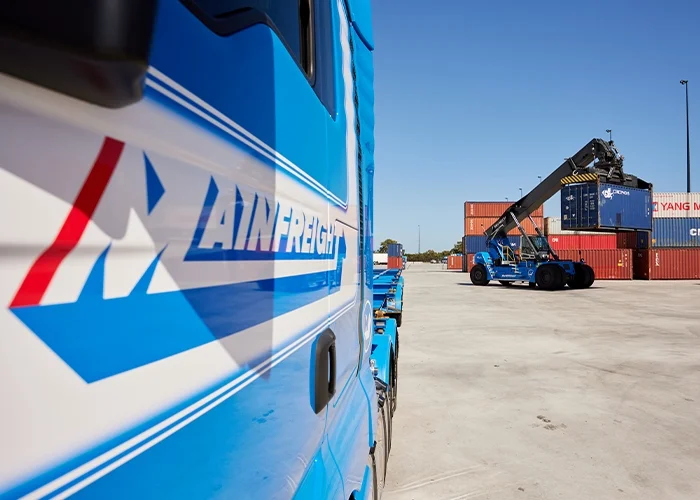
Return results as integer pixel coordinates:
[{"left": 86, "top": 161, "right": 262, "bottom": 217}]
[
  {"left": 561, "top": 183, "right": 652, "bottom": 231},
  {"left": 616, "top": 232, "right": 650, "bottom": 249},
  {"left": 652, "top": 192, "right": 700, "bottom": 218},
  {"left": 463, "top": 235, "right": 521, "bottom": 254},
  {"left": 633, "top": 249, "right": 700, "bottom": 279},
  {"left": 447, "top": 255, "right": 463, "bottom": 270},
  {"left": 464, "top": 216, "right": 543, "bottom": 236},
  {"left": 465, "top": 201, "right": 543, "bottom": 218},
  {"left": 387, "top": 243, "right": 402, "bottom": 257},
  {"left": 548, "top": 234, "right": 617, "bottom": 250},
  {"left": 556, "top": 249, "right": 632, "bottom": 279},
  {"left": 465, "top": 254, "right": 476, "bottom": 272},
  {"left": 387, "top": 256, "right": 403, "bottom": 269},
  {"left": 649, "top": 217, "right": 700, "bottom": 248}
]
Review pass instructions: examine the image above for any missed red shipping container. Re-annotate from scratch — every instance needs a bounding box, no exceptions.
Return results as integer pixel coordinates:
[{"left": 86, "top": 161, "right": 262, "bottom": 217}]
[
  {"left": 387, "top": 256, "right": 403, "bottom": 269},
  {"left": 464, "top": 216, "right": 544, "bottom": 236},
  {"left": 464, "top": 254, "right": 475, "bottom": 272},
  {"left": 617, "top": 232, "right": 637, "bottom": 249},
  {"left": 465, "top": 201, "right": 543, "bottom": 218},
  {"left": 555, "top": 249, "right": 632, "bottom": 280},
  {"left": 633, "top": 249, "right": 700, "bottom": 280},
  {"left": 548, "top": 234, "right": 617, "bottom": 250},
  {"left": 447, "top": 255, "right": 463, "bottom": 270}
]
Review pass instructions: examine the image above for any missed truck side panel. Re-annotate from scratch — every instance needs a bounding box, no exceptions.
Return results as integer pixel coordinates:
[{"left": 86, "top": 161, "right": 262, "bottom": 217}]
[{"left": 0, "top": 0, "right": 375, "bottom": 497}]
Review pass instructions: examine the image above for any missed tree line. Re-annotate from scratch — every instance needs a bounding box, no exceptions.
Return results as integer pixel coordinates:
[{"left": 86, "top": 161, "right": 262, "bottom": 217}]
[{"left": 376, "top": 238, "right": 463, "bottom": 263}]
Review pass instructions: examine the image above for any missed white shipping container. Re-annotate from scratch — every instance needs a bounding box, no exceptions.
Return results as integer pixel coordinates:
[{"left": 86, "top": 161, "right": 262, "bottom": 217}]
[
  {"left": 544, "top": 217, "right": 600, "bottom": 235},
  {"left": 653, "top": 192, "right": 700, "bottom": 218},
  {"left": 373, "top": 253, "right": 388, "bottom": 264}
]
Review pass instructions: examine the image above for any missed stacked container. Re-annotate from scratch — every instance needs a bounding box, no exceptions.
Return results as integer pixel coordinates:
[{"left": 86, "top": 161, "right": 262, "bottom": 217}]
[
  {"left": 627, "top": 192, "right": 700, "bottom": 279},
  {"left": 447, "top": 255, "right": 463, "bottom": 270},
  {"left": 387, "top": 242, "right": 404, "bottom": 269},
  {"left": 543, "top": 216, "right": 632, "bottom": 279}
]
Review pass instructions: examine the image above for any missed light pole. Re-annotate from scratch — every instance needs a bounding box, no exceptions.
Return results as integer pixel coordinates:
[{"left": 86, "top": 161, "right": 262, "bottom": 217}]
[
  {"left": 418, "top": 225, "right": 421, "bottom": 254},
  {"left": 681, "top": 80, "right": 691, "bottom": 192},
  {"left": 519, "top": 187, "right": 523, "bottom": 198},
  {"left": 538, "top": 175, "right": 542, "bottom": 184},
  {"left": 505, "top": 197, "right": 509, "bottom": 202},
  {"left": 606, "top": 129, "right": 612, "bottom": 142}
]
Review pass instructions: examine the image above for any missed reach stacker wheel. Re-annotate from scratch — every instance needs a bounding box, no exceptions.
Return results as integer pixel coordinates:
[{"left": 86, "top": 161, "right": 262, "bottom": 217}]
[
  {"left": 498, "top": 280, "right": 513, "bottom": 286},
  {"left": 582, "top": 264, "right": 595, "bottom": 288},
  {"left": 470, "top": 264, "right": 490, "bottom": 286},
  {"left": 535, "top": 264, "right": 561, "bottom": 291},
  {"left": 569, "top": 263, "right": 595, "bottom": 289}
]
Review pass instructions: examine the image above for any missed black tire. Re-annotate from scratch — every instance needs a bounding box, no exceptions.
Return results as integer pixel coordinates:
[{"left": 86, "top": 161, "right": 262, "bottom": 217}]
[
  {"left": 395, "top": 329, "right": 400, "bottom": 359},
  {"left": 395, "top": 313, "right": 402, "bottom": 328},
  {"left": 568, "top": 263, "right": 587, "bottom": 289},
  {"left": 386, "top": 384, "right": 393, "bottom": 453},
  {"left": 535, "top": 265, "right": 559, "bottom": 290},
  {"left": 470, "top": 264, "right": 490, "bottom": 286},
  {"left": 368, "top": 453, "right": 379, "bottom": 500},
  {"left": 498, "top": 280, "right": 513, "bottom": 286},
  {"left": 390, "top": 354, "right": 398, "bottom": 415},
  {"left": 553, "top": 266, "right": 566, "bottom": 289},
  {"left": 582, "top": 264, "right": 595, "bottom": 288},
  {"left": 374, "top": 396, "right": 388, "bottom": 491},
  {"left": 528, "top": 282, "right": 537, "bottom": 288}
]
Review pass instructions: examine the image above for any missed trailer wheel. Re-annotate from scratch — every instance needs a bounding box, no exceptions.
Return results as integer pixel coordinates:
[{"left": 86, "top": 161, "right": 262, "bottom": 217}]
[
  {"left": 374, "top": 391, "right": 389, "bottom": 490},
  {"left": 390, "top": 352, "right": 398, "bottom": 415},
  {"left": 364, "top": 452, "right": 379, "bottom": 500},
  {"left": 470, "top": 264, "right": 490, "bottom": 286},
  {"left": 498, "top": 280, "right": 513, "bottom": 286},
  {"left": 535, "top": 265, "right": 559, "bottom": 290}
]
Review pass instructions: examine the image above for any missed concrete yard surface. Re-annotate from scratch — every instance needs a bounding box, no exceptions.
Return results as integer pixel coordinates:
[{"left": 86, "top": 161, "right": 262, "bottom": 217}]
[{"left": 384, "top": 263, "right": 700, "bottom": 500}]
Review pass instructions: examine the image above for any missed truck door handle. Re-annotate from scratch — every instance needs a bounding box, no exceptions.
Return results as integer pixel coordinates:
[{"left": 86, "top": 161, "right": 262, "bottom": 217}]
[{"left": 313, "top": 329, "right": 336, "bottom": 414}]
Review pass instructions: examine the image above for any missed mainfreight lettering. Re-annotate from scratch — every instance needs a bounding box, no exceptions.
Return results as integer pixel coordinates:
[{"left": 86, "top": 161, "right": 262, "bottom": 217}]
[{"left": 187, "top": 177, "right": 343, "bottom": 261}]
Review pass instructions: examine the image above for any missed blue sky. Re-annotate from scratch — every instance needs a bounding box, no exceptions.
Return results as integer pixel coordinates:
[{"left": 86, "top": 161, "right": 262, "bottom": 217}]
[{"left": 370, "top": 0, "right": 699, "bottom": 253}]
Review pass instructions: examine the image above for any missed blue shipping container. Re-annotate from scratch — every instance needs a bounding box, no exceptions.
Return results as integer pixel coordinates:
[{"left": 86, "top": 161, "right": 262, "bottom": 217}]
[
  {"left": 650, "top": 217, "right": 700, "bottom": 247},
  {"left": 388, "top": 243, "right": 402, "bottom": 257},
  {"left": 463, "top": 235, "right": 521, "bottom": 254},
  {"left": 561, "top": 183, "right": 652, "bottom": 231}
]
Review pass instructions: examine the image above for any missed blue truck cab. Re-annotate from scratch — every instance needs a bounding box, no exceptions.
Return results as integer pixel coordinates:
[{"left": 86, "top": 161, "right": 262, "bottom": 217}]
[{"left": 0, "top": 0, "right": 397, "bottom": 498}]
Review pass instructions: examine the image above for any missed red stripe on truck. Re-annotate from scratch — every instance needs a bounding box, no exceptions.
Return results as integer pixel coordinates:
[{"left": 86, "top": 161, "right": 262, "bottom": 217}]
[{"left": 10, "top": 138, "right": 125, "bottom": 308}]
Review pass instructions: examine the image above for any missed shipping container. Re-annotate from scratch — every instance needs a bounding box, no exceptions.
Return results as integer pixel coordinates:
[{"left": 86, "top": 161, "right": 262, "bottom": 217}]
[
  {"left": 633, "top": 249, "right": 700, "bottom": 280},
  {"left": 561, "top": 183, "right": 652, "bottom": 231},
  {"left": 447, "top": 255, "right": 463, "bottom": 270},
  {"left": 464, "top": 216, "right": 544, "bottom": 236},
  {"left": 544, "top": 216, "right": 605, "bottom": 235},
  {"left": 387, "top": 243, "right": 402, "bottom": 257},
  {"left": 648, "top": 217, "right": 700, "bottom": 248},
  {"left": 616, "top": 231, "right": 650, "bottom": 249},
  {"left": 555, "top": 249, "right": 633, "bottom": 280},
  {"left": 464, "top": 254, "right": 475, "bottom": 273},
  {"left": 463, "top": 235, "right": 521, "bottom": 254},
  {"left": 465, "top": 201, "right": 543, "bottom": 218},
  {"left": 387, "top": 255, "right": 403, "bottom": 269},
  {"left": 652, "top": 192, "right": 700, "bottom": 218},
  {"left": 548, "top": 234, "right": 617, "bottom": 251}
]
